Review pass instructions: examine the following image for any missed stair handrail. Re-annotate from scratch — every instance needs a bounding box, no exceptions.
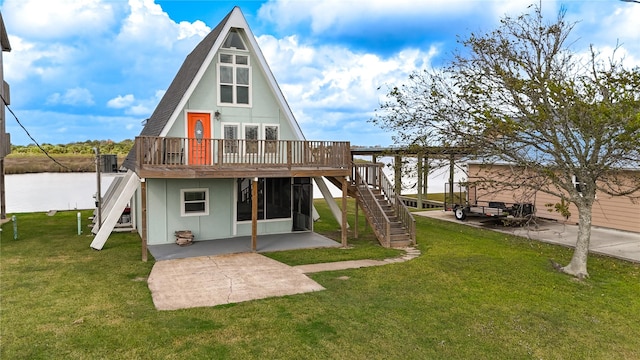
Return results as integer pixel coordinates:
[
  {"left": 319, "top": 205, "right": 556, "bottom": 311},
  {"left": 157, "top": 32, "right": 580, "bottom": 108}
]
[
  {"left": 377, "top": 166, "right": 417, "bottom": 245},
  {"left": 352, "top": 163, "right": 391, "bottom": 247}
]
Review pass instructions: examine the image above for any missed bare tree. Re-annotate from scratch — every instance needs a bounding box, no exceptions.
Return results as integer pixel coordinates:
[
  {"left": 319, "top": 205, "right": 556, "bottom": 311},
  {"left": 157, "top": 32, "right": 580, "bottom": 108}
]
[{"left": 373, "top": 5, "right": 640, "bottom": 279}]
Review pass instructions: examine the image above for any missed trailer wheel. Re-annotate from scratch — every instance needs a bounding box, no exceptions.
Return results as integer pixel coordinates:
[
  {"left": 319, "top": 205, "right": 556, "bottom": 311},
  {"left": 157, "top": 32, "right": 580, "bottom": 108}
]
[{"left": 454, "top": 207, "right": 467, "bottom": 220}]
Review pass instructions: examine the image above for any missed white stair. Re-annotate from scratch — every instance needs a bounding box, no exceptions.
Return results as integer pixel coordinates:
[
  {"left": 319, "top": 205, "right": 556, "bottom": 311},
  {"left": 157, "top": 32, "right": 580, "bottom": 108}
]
[{"left": 90, "top": 170, "right": 140, "bottom": 250}]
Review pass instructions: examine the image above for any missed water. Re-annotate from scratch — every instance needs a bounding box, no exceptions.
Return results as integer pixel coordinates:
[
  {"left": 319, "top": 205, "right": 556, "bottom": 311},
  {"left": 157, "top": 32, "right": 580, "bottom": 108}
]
[
  {"left": 4, "top": 163, "right": 464, "bottom": 213},
  {"left": 5, "top": 172, "right": 116, "bottom": 213}
]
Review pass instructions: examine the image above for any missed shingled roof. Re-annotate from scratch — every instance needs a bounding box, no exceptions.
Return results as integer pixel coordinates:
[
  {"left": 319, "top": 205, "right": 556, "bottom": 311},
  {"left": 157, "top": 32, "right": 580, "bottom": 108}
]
[
  {"left": 122, "top": 6, "right": 305, "bottom": 171},
  {"left": 122, "top": 8, "right": 232, "bottom": 170}
]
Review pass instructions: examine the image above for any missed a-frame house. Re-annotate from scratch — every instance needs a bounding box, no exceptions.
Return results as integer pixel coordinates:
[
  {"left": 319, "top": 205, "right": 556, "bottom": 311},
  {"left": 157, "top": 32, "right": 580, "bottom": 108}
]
[{"left": 91, "top": 7, "right": 351, "bottom": 252}]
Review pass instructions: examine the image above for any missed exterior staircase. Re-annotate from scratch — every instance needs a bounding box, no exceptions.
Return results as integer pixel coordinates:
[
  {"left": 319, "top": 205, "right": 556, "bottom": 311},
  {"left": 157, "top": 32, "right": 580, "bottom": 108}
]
[
  {"left": 372, "top": 190, "right": 414, "bottom": 247},
  {"left": 327, "top": 163, "right": 415, "bottom": 248}
]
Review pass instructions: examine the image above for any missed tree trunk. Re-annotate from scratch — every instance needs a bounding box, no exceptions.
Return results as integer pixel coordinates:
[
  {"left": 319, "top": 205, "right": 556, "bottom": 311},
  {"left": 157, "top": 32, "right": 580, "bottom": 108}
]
[{"left": 561, "top": 203, "right": 592, "bottom": 279}]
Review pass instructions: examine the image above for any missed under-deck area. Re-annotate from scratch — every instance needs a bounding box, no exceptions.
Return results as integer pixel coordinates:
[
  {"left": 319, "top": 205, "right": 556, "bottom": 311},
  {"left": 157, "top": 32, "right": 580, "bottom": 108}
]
[{"left": 148, "top": 232, "right": 341, "bottom": 261}]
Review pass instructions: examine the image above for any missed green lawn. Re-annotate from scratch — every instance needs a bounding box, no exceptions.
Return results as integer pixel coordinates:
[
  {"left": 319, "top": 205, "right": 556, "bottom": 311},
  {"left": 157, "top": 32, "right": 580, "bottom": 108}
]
[{"left": 1, "top": 203, "right": 639, "bottom": 359}]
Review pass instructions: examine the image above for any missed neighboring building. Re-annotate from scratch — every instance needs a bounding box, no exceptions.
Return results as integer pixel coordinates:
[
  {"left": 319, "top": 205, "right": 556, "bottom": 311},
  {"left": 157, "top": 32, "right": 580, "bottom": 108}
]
[
  {"left": 466, "top": 163, "right": 640, "bottom": 233},
  {"left": 0, "top": 12, "right": 11, "bottom": 220},
  {"left": 91, "top": 7, "right": 351, "bottom": 250}
]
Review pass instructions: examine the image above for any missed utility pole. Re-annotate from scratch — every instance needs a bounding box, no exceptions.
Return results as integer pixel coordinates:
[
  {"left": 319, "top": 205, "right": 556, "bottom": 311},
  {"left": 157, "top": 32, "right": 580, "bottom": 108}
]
[{"left": 0, "top": 13, "right": 12, "bottom": 220}]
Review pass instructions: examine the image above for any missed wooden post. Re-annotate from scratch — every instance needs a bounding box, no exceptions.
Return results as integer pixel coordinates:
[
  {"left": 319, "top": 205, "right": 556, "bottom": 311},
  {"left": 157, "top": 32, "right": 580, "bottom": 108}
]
[
  {"left": 394, "top": 154, "right": 402, "bottom": 196},
  {"left": 251, "top": 177, "right": 258, "bottom": 252},
  {"left": 417, "top": 153, "right": 423, "bottom": 210},
  {"left": 354, "top": 195, "right": 359, "bottom": 239},
  {"left": 449, "top": 154, "right": 455, "bottom": 207},
  {"left": 423, "top": 154, "right": 429, "bottom": 198},
  {"left": 341, "top": 176, "right": 348, "bottom": 247},
  {"left": 0, "top": 158, "right": 5, "bottom": 220},
  {"left": 141, "top": 179, "right": 148, "bottom": 262}
]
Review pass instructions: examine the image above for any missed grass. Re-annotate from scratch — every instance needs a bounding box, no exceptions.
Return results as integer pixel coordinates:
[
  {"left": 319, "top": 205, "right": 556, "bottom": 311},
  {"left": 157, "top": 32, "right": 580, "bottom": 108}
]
[
  {"left": 1, "top": 204, "right": 639, "bottom": 359},
  {"left": 4, "top": 154, "right": 128, "bottom": 174}
]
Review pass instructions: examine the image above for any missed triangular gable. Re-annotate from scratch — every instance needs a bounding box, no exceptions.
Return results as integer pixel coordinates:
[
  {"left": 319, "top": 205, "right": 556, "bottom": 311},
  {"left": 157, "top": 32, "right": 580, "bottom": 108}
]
[
  {"left": 158, "top": 7, "right": 304, "bottom": 140},
  {"left": 124, "top": 7, "right": 304, "bottom": 170}
]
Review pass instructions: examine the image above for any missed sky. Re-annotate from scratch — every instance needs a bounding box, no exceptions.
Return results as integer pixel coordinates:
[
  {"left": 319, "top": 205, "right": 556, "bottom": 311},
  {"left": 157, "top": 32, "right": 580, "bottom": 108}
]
[{"left": 1, "top": 0, "right": 639, "bottom": 147}]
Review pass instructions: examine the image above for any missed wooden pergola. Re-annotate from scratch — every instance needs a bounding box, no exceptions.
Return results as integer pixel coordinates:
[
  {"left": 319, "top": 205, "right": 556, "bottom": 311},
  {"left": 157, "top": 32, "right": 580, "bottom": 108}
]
[{"left": 350, "top": 146, "right": 470, "bottom": 208}]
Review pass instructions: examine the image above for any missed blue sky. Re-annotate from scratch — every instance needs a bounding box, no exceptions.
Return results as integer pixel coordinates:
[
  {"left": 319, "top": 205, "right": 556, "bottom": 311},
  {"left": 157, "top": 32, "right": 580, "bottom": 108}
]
[{"left": 1, "top": 0, "right": 639, "bottom": 146}]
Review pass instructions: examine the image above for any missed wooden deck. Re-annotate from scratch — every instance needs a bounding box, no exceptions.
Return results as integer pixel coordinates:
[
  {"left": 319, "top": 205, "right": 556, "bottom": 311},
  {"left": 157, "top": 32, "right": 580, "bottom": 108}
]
[{"left": 135, "top": 136, "right": 351, "bottom": 178}]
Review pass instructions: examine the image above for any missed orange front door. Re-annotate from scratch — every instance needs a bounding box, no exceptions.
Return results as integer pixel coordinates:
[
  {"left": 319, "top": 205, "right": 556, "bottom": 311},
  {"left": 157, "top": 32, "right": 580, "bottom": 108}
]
[{"left": 187, "top": 112, "right": 211, "bottom": 165}]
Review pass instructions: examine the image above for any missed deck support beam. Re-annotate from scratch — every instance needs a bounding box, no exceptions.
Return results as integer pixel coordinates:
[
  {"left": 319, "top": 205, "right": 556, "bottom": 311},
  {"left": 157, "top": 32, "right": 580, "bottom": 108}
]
[
  {"left": 394, "top": 155, "right": 402, "bottom": 196},
  {"left": 417, "top": 153, "right": 423, "bottom": 209},
  {"left": 341, "top": 176, "right": 348, "bottom": 247},
  {"left": 141, "top": 179, "right": 147, "bottom": 262},
  {"left": 251, "top": 177, "right": 258, "bottom": 252},
  {"left": 354, "top": 195, "right": 359, "bottom": 239}
]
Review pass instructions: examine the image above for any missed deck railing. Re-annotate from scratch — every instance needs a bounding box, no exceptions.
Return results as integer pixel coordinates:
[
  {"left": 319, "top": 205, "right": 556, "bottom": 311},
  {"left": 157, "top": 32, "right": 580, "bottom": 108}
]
[
  {"left": 378, "top": 164, "right": 416, "bottom": 245},
  {"left": 136, "top": 136, "right": 351, "bottom": 169},
  {"left": 352, "top": 163, "right": 416, "bottom": 246},
  {"left": 352, "top": 163, "right": 392, "bottom": 247}
]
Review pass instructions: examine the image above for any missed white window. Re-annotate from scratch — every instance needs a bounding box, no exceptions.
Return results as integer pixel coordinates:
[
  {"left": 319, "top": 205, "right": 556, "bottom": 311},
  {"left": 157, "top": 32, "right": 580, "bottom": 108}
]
[
  {"left": 244, "top": 124, "right": 259, "bottom": 154},
  {"left": 218, "top": 30, "right": 251, "bottom": 106},
  {"left": 264, "top": 124, "right": 279, "bottom": 154},
  {"left": 181, "top": 188, "right": 209, "bottom": 216},
  {"left": 223, "top": 124, "right": 239, "bottom": 154}
]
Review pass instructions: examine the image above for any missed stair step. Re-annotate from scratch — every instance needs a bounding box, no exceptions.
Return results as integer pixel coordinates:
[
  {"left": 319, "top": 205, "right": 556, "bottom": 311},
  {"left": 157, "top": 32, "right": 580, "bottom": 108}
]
[{"left": 389, "top": 239, "right": 413, "bottom": 248}]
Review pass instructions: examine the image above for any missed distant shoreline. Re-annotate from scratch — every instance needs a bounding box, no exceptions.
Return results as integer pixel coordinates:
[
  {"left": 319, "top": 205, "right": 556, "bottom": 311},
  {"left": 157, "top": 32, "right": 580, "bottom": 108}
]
[{"left": 3, "top": 154, "right": 127, "bottom": 174}]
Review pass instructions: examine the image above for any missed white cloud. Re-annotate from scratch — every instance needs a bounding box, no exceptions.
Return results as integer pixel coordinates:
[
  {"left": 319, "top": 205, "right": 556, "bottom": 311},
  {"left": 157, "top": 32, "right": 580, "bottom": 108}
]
[
  {"left": 106, "top": 90, "right": 164, "bottom": 116},
  {"left": 258, "top": 0, "right": 549, "bottom": 35},
  {"left": 107, "top": 94, "right": 135, "bottom": 109},
  {"left": 46, "top": 87, "right": 95, "bottom": 106},
  {"left": 3, "top": 35, "right": 79, "bottom": 83},
  {"left": 117, "top": 0, "right": 209, "bottom": 49},
  {"left": 5, "top": 110, "right": 143, "bottom": 145},
  {"left": 258, "top": 34, "right": 438, "bottom": 142},
  {"left": 1, "top": 0, "right": 118, "bottom": 40}
]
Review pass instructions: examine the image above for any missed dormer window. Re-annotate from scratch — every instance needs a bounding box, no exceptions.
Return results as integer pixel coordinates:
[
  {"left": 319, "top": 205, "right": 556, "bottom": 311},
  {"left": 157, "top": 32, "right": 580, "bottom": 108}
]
[
  {"left": 222, "top": 29, "right": 246, "bottom": 50},
  {"left": 218, "top": 29, "right": 251, "bottom": 106}
]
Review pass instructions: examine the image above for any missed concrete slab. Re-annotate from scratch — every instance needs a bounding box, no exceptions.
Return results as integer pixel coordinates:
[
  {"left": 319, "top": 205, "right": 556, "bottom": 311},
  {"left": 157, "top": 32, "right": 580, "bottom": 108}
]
[
  {"left": 148, "top": 232, "right": 341, "bottom": 261},
  {"left": 148, "top": 253, "right": 325, "bottom": 310},
  {"left": 415, "top": 210, "right": 640, "bottom": 263}
]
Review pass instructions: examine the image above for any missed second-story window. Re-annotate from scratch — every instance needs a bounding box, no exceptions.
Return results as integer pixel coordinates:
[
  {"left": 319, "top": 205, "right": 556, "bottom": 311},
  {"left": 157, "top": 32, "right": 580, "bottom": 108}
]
[{"left": 218, "top": 29, "right": 251, "bottom": 106}]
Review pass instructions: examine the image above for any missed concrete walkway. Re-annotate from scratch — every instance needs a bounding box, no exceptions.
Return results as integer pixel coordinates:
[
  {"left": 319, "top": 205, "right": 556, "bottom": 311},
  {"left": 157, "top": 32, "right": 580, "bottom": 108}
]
[
  {"left": 148, "top": 208, "right": 640, "bottom": 311},
  {"left": 147, "top": 236, "right": 422, "bottom": 310},
  {"left": 415, "top": 210, "right": 640, "bottom": 263},
  {"left": 148, "top": 248, "right": 422, "bottom": 311},
  {"left": 148, "top": 253, "right": 325, "bottom": 311}
]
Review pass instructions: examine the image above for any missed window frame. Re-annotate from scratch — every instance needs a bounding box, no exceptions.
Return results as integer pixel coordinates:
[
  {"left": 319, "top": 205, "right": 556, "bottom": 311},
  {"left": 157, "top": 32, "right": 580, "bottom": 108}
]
[
  {"left": 222, "top": 123, "right": 240, "bottom": 154},
  {"left": 236, "top": 178, "right": 292, "bottom": 222},
  {"left": 180, "top": 188, "right": 209, "bottom": 217},
  {"left": 217, "top": 51, "right": 252, "bottom": 107},
  {"left": 263, "top": 124, "right": 279, "bottom": 154},
  {"left": 243, "top": 124, "right": 260, "bottom": 154}
]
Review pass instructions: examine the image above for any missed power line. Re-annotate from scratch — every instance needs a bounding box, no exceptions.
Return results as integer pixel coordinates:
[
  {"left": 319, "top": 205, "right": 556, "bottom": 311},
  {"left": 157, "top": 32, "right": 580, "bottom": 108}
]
[{"left": 1, "top": 94, "right": 74, "bottom": 172}]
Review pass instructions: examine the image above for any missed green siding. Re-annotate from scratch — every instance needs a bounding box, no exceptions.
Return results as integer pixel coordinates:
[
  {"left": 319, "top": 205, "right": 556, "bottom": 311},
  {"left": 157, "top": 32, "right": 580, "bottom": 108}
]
[
  {"left": 165, "top": 45, "right": 298, "bottom": 141},
  {"left": 145, "top": 177, "right": 295, "bottom": 245},
  {"left": 144, "top": 30, "right": 303, "bottom": 246},
  {"left": 235, "top": 219, "right": 294, "bottom": 237}
]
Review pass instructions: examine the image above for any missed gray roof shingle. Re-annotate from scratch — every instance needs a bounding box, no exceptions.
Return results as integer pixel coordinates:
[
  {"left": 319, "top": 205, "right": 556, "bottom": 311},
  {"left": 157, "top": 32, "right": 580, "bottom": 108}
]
[{"left": 122, "top": 8, "right": 233, "bottom": 170}]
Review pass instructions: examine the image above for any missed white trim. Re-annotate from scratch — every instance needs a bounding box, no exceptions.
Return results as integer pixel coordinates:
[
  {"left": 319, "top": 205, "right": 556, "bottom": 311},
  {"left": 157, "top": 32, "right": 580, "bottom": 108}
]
[
  {"left": 221, "top": 122, "right": 240, "bottom": 155},
  {"left": 180, "top": 188, "right": 210, "bottom": 217},
  {"left": 184, "top": 110, "right": 214, "bottom": 164},
  {"left": 243, "top": 123, "right": 260, "bottom": 154},
  {"left": 159, "top": 10, "right": 240, "bottom": 137},
  {"left": 262, "top": 123, "right": 279, "bottom": 140},
  {"left": 217, "top": 50, "right": 252, "bottom": 107},
  {"left": 159, "top": 8, "right": 305, "bottom": 140}
]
